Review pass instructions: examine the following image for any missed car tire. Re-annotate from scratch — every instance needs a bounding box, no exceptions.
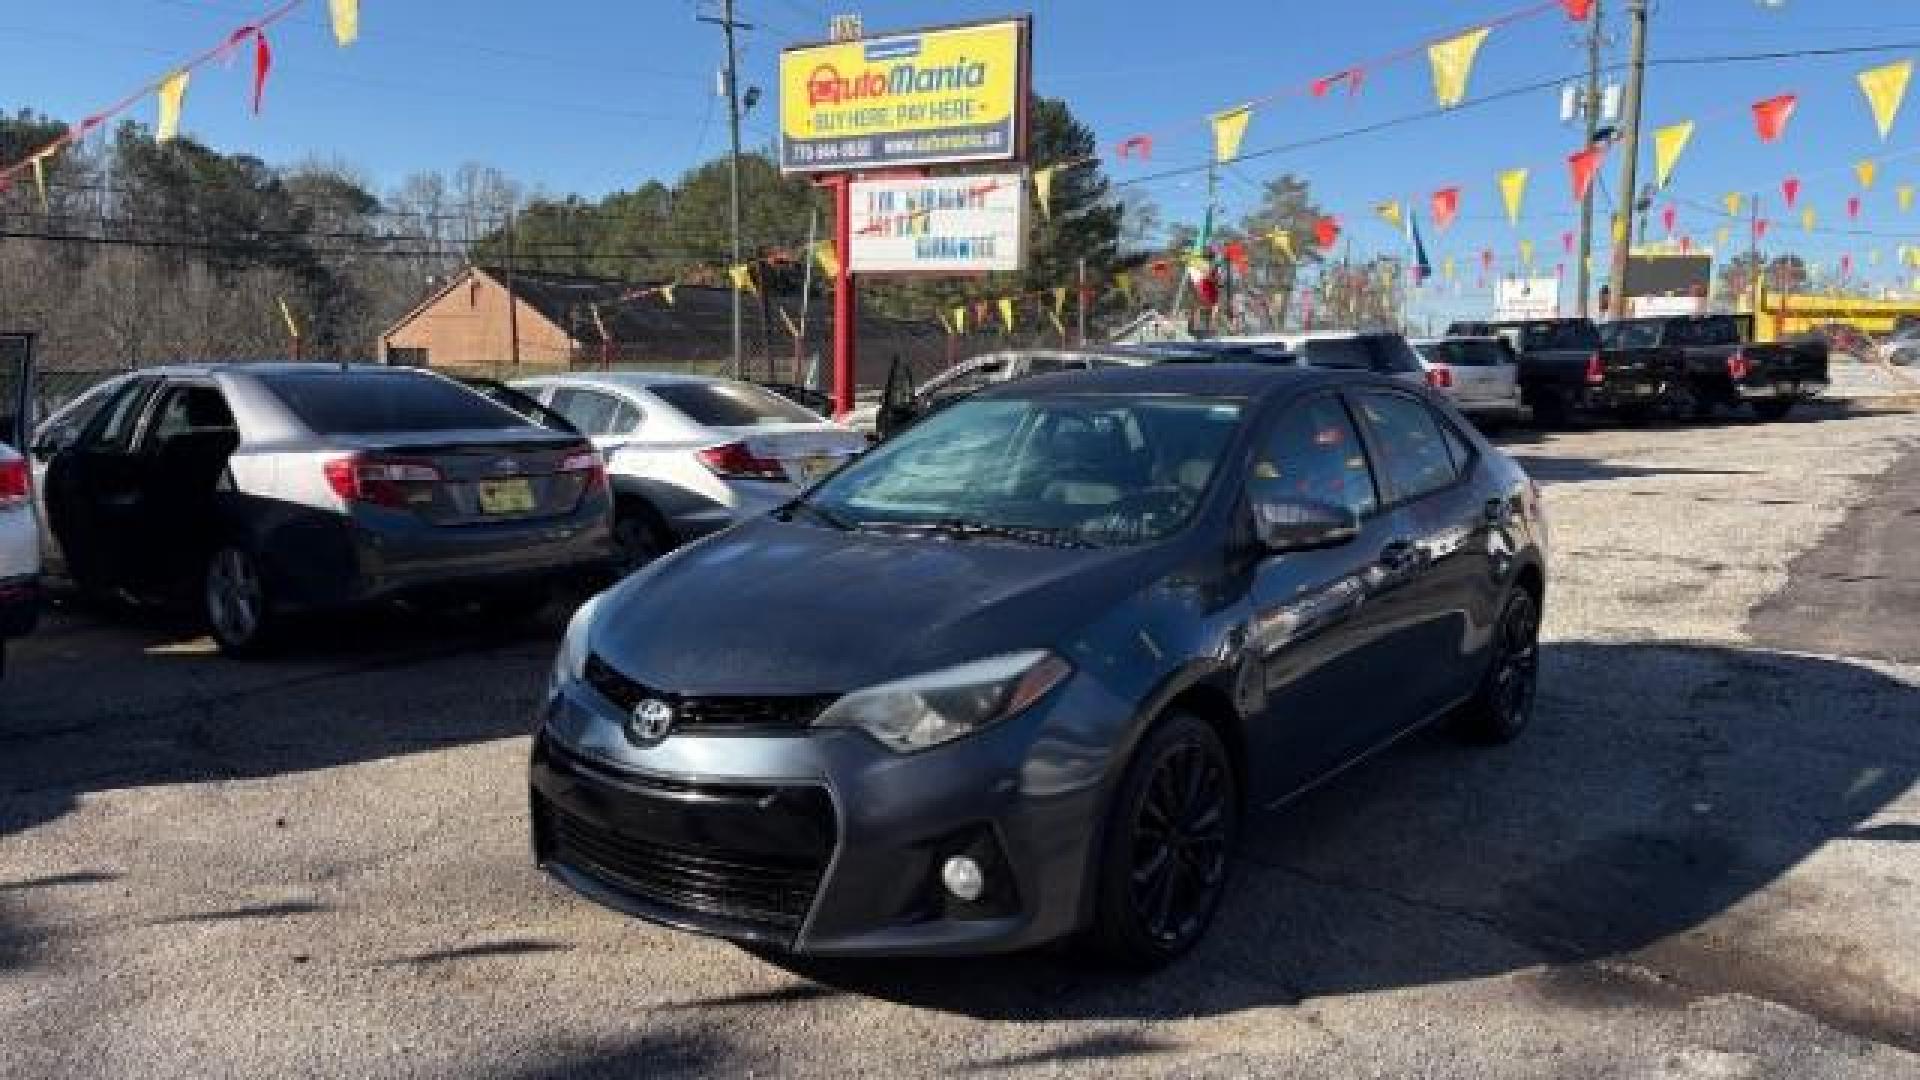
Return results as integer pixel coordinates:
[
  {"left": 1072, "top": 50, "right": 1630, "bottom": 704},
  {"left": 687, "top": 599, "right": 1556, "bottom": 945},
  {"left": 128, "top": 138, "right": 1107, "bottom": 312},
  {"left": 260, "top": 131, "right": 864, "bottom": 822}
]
[
  {"left": 612, "top": 496, "right": 675, "bottom": 575},
  {"left": 204, "top": 544, "right": 277, "bottom": 658},
  {"left": 1083, "top": 711, "right": 1239, "bottom": 970},
  {"left": 1531, "top": 391, "right": 1569, "bottom": 428},
  {"left": 1454, "top": 587, "right": 1541, "bottom": 745},
  {"left": 1753, "top": 399, "right": 1795, "bottom": 422}
]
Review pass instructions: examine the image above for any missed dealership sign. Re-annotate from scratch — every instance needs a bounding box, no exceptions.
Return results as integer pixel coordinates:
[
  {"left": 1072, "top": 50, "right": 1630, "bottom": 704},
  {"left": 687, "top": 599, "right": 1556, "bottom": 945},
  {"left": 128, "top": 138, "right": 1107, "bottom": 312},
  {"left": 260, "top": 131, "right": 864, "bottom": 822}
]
[
  {"left": 779, "top": 19, "right": 1030, "bottom": 173},
  {"left": 847, "top": 173, "right": 1026, "bottom": 274},
  {"left": 1495, "top": 276, "right": 1563, "bottom": 320}
]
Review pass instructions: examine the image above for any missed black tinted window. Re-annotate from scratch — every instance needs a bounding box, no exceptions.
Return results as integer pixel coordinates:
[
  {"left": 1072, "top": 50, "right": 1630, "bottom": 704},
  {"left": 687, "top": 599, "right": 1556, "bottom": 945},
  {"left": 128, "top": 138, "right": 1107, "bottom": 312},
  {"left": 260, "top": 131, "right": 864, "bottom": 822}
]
[
  {"left": 1601, "top": 322, "right": 1662, "bottom": 349},
  {"left": 650, "top": 382, "right": 818, "bottom": 427},
  {"left": 1669, "top": 317, "right": 1741, "bottom": 348},
  {"left": 1255, "top": 396, "right": 1378, "bottom": 519},
  {"left": 83, "top": 378, "right": 156, "bottom": 452},
  {"left": 1521, "top": 321, "right": 1602, "bottom": 351},
  {"left": 1353, "top": 392, "right": 1458, "bottom": 503},
  {"left": 261, "top": 372, "right": 523, "bottom": 434},
  {"left": 147, "top": 385, "right": 235, "bottom": 448},
  {"left": 1302, "top": 339, "right": 1373, "bottom": 370},
  {"left": 1366, "top": 336, "right": 1424, "bottom": 373},
  {"left": 1420, "top": 340, "right": 1509, "bottom": 367}
]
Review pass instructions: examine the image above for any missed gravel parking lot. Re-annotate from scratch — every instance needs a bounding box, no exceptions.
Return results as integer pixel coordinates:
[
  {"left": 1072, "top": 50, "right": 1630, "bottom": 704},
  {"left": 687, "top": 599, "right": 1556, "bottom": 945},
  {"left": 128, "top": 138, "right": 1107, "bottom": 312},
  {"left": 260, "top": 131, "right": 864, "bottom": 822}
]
[{"left": 3, "top": 401, "right": 1917, "bottom": 1078}]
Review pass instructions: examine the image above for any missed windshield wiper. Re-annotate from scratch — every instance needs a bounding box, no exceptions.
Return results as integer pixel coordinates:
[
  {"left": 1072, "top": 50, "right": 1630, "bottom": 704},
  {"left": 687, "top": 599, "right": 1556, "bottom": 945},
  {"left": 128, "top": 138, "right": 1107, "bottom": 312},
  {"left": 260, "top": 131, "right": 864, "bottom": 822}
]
[
  {"left": 870, "top": 518, "right": 1099, "bottom": 549},
  {"left": 778, "top": 498, "right": 854, "bottom": 531}
]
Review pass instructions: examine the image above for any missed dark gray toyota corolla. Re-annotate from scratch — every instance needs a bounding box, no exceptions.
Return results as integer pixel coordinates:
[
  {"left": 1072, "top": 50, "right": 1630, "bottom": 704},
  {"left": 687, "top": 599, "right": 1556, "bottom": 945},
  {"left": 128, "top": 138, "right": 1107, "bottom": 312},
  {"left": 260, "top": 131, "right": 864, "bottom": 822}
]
[{"left": 531, "top": 362, "right": 1548, "bottom": 966}]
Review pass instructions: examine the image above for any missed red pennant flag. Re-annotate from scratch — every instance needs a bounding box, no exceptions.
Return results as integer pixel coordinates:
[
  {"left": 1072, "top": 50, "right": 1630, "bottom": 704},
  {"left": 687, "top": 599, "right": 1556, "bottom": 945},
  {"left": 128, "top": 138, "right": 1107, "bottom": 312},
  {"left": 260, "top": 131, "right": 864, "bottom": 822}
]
[
  {"left": 1782, "top": 177, "right": 1801, "bottom": 208},
  {"left": 1562, "top": 0, "right": 1594, "bottom": 19},
  {"left": 1680, "top": 235, "right": 1693, "bottom": 254},
  {"left": 1431, "top": 188, "right": 1460, "bottom": 231},
  {"left": 1313, "top": 216, "right": 1341, "bottom": 250},
  {"left": 1841, "top": 254, "right": 1853, "bottom": 276},
  {"left": 1662, "top": 205, "right": 1677, "bottom": 235},
  {"left": 1561, "top": 230, "right": 1574, "bottom": 255},
  {"left": 1480, "top": 248, "right": 1495, "bottom": 271},
  {"left": 1149, "top": 258, "right": 1172, "bottom": 281},
  {"left": 1312, "top": 69, "right": 1361, "bottom": 98},
  {"left": 1117, "top": 135, "right": 1153, "bottom": 160},
  {"left": 1848, "top": 196, "right": 1862, "bottom": 220},
  {"left": 1555, "top": 262, "right": 1566, "bottom": 279},
  {"left": 1754, "top": 218, "right": 1771, "bottom": 239},
  {"left": 1222, "top": 240, "right": 1250, "bottom": 271},
  {"left": 1568, "top": 145, "right": 1607, "bottom": 203},
  {"left": 1752, "top": 94, "right": 1798, "bottom": 143},
  {"left": 251, "top": 30, "right": 272, "bottom": 115}
]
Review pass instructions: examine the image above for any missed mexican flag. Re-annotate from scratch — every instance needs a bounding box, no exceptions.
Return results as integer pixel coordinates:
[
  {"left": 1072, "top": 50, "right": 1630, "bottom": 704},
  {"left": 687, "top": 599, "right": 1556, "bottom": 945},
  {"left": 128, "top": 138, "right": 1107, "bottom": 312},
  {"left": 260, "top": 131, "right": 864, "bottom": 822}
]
[{"left": 1188, "top": 203, "right": 1220, "bottom": 307}]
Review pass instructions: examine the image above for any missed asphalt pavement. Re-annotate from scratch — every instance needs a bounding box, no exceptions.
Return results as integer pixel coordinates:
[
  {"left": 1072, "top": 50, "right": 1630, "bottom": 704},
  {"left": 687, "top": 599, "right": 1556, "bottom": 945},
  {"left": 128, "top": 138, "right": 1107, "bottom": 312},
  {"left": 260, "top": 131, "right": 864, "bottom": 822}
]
[{"left": 1, "top": 400, "right": 1916, "bottom": 1078}]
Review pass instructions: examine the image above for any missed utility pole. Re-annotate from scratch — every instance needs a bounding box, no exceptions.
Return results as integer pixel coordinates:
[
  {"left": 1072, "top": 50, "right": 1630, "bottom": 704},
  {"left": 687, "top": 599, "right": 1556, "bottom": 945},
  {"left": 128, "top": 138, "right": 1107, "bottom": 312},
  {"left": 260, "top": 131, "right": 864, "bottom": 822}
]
[
  {"left": 1575, "top": 0, "right": 1604, "bottom": 317},
  {"left": 699, "top": 0, "right": 752, "bottom": 376},
  {"left": 505, "top": 208, "right": 521, "bottom": 369},
  {"left": 1605, "top": 0, "right": 1649, "bottom": 321},
  {"left": 1748, "top": 192, "right": 1764, "bottom": 314}
]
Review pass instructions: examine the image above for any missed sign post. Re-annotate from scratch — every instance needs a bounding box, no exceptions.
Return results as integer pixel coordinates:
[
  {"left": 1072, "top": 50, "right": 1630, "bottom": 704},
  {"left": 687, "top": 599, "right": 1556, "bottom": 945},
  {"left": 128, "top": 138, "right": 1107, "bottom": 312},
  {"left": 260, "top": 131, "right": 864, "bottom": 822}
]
[{"left": 780, "top": 17, "right": 1031, "bottom": 416}]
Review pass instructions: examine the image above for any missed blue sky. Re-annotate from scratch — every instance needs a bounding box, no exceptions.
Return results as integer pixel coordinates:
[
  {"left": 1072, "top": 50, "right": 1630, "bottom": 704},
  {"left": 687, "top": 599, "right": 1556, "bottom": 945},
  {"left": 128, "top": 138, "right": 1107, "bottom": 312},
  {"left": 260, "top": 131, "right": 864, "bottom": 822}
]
[{"left": 6, "top": 0, "right": 1920, "bottom": 319}]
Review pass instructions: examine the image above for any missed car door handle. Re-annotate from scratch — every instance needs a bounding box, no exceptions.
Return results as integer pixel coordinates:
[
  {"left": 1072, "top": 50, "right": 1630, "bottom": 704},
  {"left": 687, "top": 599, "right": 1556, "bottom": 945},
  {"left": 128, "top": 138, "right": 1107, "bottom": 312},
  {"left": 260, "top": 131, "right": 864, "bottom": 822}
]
[{"left": 1379, "top": 540, "right": 1419, "bottom": 571}]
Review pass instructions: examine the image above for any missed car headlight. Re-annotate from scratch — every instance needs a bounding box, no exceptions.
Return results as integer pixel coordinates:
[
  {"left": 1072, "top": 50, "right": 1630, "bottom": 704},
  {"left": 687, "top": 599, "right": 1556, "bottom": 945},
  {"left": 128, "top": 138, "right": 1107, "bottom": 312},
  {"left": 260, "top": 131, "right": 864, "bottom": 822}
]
[
  {"left": 814, "top": 650, "right": 1072, "bottom": 753},
  {"left": 552, "top": 591, "right": 605, "bottom": 691}
]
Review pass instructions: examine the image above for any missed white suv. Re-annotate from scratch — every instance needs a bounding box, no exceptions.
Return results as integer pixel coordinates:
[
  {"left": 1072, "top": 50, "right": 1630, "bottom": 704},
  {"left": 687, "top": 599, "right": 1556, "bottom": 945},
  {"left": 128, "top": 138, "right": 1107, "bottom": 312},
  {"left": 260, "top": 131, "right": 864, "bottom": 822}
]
[{"left": 0, "top": 335, "right": 40, "bottom": 676}]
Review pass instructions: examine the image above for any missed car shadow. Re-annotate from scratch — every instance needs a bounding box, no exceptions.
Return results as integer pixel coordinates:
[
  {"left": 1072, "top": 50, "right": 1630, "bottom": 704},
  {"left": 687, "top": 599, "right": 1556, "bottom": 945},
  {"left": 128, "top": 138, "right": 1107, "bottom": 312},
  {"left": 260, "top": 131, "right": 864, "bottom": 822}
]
[{"left": 758, "top": 640, "right": 1920, "bottom": 1051}]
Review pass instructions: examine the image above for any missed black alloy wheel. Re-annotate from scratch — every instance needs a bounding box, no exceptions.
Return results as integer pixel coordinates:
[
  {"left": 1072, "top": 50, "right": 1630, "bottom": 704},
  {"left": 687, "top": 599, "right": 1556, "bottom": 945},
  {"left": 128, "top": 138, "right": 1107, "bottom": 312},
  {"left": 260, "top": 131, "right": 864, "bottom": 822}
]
[
  {"left": 1456, "top": 588, "right": 1541, "bottom": 744},
  {"left": 1087, "top": 713, "right": 1238, "bottom": 968}
]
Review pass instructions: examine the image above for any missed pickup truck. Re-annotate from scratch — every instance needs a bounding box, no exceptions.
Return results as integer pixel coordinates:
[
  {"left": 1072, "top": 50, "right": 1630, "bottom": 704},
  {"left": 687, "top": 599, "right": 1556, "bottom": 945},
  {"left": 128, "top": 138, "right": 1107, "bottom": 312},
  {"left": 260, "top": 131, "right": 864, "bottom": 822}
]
[
  {"left": 1600, "top": 314, "right": 1829, "bottom": 421},
  {"left": 1446, "top": 317, "right": 1687, "bottom": 425}
]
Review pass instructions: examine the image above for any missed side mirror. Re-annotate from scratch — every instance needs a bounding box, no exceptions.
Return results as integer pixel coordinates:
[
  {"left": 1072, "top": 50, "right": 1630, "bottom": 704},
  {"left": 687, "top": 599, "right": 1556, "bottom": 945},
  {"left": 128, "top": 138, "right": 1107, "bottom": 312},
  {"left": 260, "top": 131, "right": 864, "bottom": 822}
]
[{"left": 1252, "top": 496, "right": 1360, "bottom": 553}]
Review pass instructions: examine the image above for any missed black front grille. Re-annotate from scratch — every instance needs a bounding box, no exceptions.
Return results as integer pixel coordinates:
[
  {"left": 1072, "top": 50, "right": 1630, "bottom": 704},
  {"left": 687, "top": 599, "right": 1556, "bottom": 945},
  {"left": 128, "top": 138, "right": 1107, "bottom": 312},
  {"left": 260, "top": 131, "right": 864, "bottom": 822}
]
[
  {"left": 538, "top": 795, "right": 831, "bottom": 935},
  {"left": 585, "top": 653, "right": 835, "bottom": 731}
]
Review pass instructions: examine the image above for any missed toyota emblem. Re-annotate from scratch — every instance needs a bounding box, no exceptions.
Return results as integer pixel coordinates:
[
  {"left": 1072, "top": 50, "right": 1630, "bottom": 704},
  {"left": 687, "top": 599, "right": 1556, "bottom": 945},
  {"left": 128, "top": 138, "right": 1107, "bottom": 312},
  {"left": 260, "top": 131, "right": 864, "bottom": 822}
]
[{"left": 628, "top": 698, "right": 676, "bottom": 743}]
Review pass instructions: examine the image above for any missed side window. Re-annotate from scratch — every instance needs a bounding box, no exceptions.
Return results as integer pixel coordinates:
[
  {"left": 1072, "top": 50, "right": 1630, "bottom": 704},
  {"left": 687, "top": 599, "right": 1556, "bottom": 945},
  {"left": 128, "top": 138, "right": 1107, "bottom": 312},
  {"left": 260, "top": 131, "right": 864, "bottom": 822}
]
[
  {"left": 145, "top": 385, "right": 235, "bottom": 449},
  {"left": 608, "top": 400, "right": 643, "bottom": 435},
  {"left": 1253, "top": 395, "right": 1379, "bottom": 520},
  {"left": 1438, "top": 415, "right": 1475, "bottom": 474},
  {"left": 83, "top": 378, "right": 156, "bottom": 452},
  {"left": 1353, "top": 391, "right": 1459, "bottom": 503},
  {"left": 549, "top": 387, "right": 621, "bottom": 436}
]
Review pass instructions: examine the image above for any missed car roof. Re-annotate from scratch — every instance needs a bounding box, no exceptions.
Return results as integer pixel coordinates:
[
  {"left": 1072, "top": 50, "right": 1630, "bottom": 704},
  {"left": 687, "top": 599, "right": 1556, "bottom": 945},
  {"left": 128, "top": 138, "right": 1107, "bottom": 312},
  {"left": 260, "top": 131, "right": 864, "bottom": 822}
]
[
  {"left": 1412, "top": 335, "right": 1504, "bottom": 344},
  {"left": 1215, "top": 331, "right": 1400, "bottom": 344},
  {"left": 512, "top": 370, "right": 746, "bottom": 392},
  {"left": 974, "top": 360, "right": 1379, "bottom": 402}
]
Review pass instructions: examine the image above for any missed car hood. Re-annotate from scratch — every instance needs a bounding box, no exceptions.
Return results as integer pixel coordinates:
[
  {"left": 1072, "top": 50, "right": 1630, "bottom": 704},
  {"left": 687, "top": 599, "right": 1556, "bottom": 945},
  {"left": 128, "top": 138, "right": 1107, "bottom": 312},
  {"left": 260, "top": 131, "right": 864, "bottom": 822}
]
[{"left": 589, "top": 515, "right": 1166, "bottom": 695}]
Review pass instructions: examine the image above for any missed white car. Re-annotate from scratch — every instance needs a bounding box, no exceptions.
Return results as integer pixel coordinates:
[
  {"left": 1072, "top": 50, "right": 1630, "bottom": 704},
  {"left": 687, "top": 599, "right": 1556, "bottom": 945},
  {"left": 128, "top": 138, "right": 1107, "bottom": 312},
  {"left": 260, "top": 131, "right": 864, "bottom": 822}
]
[
  {"left": 511, "top": 372, "right": 866, "bottom": 568},
  {"left": 1215, "top": 331, "right": 1429, "bottom": 389},
  {"left": 1, "top": 334, "right": 42, "bottom": 675},
  {"left": 1410, "top": 336, "right": 1527, "bottom": 427}
]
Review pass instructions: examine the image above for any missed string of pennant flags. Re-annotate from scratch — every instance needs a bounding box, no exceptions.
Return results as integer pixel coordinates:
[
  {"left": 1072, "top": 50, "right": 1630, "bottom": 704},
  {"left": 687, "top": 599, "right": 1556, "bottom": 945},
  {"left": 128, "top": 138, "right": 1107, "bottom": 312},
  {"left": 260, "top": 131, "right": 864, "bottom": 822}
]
[{"left": 0, "top": 0, "right": 360, "bottom": 208}]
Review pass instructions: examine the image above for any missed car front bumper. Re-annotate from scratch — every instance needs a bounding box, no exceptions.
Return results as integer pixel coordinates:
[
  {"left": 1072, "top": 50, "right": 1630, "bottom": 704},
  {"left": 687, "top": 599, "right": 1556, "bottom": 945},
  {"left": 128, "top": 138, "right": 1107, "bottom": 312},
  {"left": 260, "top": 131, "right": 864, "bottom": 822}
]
[{"left": 529, "top": 674, "right": 1113, "bottom": 957}]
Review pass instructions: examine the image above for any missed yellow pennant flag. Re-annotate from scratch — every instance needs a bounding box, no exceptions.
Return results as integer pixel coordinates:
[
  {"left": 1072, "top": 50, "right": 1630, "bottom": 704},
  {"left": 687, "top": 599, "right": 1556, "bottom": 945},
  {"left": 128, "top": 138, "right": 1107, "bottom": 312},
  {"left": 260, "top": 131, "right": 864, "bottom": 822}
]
[
  {"left": 1803, "top": 207, "right": 1817, "bottom": 232},
  {"left": 1613, "top": 217, "right": 1628, "bottom": 245},
  {"left": 729, "top": 264, "right": 758, "bottom": 295},
  {"left": 1869, "top": 248, "right": 1882, "bottom": 266},
  {"left": 1211, "top": 105, "right": 1252, "bottom": 163},
  {"left": 1051, "top": 286, "right": 1068, "bottom": 318},
  {"left": 1049, "top": 310, "right": 1069, "bottom": 339},
  {"left": 1113, "top": 271, "right": 1134, "bottom": 304},
  {"left": 1584, "top": 254, "right": 1595, "bottom": 277},
  {"left": 1859, "top": 59, "right": 1912, "bottom": 141},
  {"left": 1269, "top": 230, "right": 1295, "bottom": 261},
  {"left": 1442, "top": 255, "right": 1456, "bottom": 283},
  {"left": 1376, "top": 201, "right": 1404, "bottom": 230},
  {"left": 328, "top": 0, "right": 359, "bottom": 46},
  {"left": 1714, "top": 226, "right": 1730, "bottom": 249},
  {"left": 660, "top": 284, "right": 677, "bottom": 307},
  {"left": 934, "top": 310, "right": 954, "bottom": 336},
  {"left": 1723, "top": 192, "right": 1744, "bottom": 217},
  {"left": 156, "top": 71, "right": 189, "bottom": 142},
  {"left": 1901, "top": 185, "right": 1917, "bottom": 213},
  {"left": 813, "top": 241, "right": 840, "bottom": 279},
  {"left": 1856, "top": 159, "right": 1879, "bottom": 189},
  {"left": 997, "top": 297, "right": 1016, "bottom": 333},
  {"left": 1498, "top": 168, "right": 1528, "bottom": 226},
  {"left": 952, "top": 306, "right": 968, "bottom": 334},
  {"left": 1652, "top": 121, "right": 1694, "bottom": 189},
  {"left": 277, "top": 297, "right": 301, "bottom": 339},
  {"left": 1032, "top": 166, "right": 1054, "bottom": 221},
  {"left": 1518, "top": 238, "right": 1535, "bottom": 267},
  {"left": 1428, "top": 27, "right": 1491, "bottom": 108}
]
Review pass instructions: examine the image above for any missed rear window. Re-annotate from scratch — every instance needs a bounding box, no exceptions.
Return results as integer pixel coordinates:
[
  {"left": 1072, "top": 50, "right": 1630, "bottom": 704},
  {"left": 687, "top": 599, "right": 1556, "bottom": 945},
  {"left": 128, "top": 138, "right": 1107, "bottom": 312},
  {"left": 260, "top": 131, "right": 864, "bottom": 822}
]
[
  {"left": 649, "top": 382, "right": 819, "bottom": 427},
  {"left": 1420, "top": 340, "right": 1510, "bottom": 367},
  {"left": 1302, "top": 339, "right": 1374, "bottom": 370},
  {"left": 260, "top": 371, "right": 525, "bottom": 434},
  {"left": 1366, "top": 336, "right": 1424, "bottom": 373},
  {"left": 1668, "top": 317, "right": 1742, "bottom": 348},
  {"left": 1600, "top": 322, "right": 1662, "bottom": 349},
  {"left": 1520, "top": 321, "right": 1601, "bottom": 351}
]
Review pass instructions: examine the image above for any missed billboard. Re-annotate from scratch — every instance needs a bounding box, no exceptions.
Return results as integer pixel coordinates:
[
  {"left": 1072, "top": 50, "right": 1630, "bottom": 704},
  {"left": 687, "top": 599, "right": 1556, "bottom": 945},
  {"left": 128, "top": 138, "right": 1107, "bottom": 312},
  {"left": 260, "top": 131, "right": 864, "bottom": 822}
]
[
  {"left": 778, "top": 18, "right": 1029, "bottom": 173},
  {"left": 847, "top": 172, "right": 1026, "bottom": 274},
  {"left": 1495, "top": 276, "right": 1562, "bottom": 320}
]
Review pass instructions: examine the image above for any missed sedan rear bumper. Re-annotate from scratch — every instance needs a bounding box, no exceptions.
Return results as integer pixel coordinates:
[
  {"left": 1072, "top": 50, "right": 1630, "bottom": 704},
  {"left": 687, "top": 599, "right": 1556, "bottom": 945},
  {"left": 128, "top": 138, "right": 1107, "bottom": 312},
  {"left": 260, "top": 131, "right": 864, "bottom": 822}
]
[{"left": 1739, "top": 379, "right": 1828, "bottom": 401}]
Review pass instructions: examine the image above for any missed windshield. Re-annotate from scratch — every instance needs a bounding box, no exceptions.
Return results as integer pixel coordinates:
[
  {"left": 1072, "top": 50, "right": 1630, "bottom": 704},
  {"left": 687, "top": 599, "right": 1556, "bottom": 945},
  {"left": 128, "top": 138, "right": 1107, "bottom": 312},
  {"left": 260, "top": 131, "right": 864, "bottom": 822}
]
[
  {"left": 1600, "top": 321, "right": 1662, "bottom": 349},
  {"left": 260, "top": 371, "right": 525, "bottom": 434},
  {"left": 803, "top": 395, "right": 1245, "bottom": 548},
  {"left": 651, "top": 381, "right": 821, "bottom": 427}
]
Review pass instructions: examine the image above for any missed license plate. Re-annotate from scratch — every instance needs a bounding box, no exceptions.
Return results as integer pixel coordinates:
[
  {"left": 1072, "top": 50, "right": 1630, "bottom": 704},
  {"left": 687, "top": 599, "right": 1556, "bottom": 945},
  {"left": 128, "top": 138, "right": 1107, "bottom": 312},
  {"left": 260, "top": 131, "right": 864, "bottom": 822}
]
[
  {"left": 797, "top": 456, "right": 841, "bottom": 482},
  {"left": 476, "top": 477, "right": 536, "bottom": 515}
]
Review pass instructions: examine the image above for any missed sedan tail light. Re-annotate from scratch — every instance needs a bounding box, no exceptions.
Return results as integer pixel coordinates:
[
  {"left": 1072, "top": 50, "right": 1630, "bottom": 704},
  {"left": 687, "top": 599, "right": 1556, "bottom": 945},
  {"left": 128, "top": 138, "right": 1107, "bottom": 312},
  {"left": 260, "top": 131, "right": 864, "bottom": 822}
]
[
  {"left": 558, "top": 446, "right": 607, "bottom": 492},
  {"left": 1585, "top": 353, "right": 1606, "bottom": 385},
  {"left": 1727, "top": 351, "right": 1752, "bottom": 381},
  {"left": 697, "top": 441, "right": 787, "bottom": 482},
  {"left": 324, "top": 455, "right": 443, "bottom": 508},
  {"left": 0, "top": 458, "right": 28, "bottom": 509},
  {"left": 1425, "top": 365, "right": 1454, "bottom": 390}
]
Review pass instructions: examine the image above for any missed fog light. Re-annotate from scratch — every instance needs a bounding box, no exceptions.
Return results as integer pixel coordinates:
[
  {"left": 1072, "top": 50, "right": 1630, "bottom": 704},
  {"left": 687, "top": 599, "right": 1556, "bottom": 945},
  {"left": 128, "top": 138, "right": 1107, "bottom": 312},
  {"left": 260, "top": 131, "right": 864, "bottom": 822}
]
[{"left": 941, "top": 856, "right": 985, "bottom": 902}]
